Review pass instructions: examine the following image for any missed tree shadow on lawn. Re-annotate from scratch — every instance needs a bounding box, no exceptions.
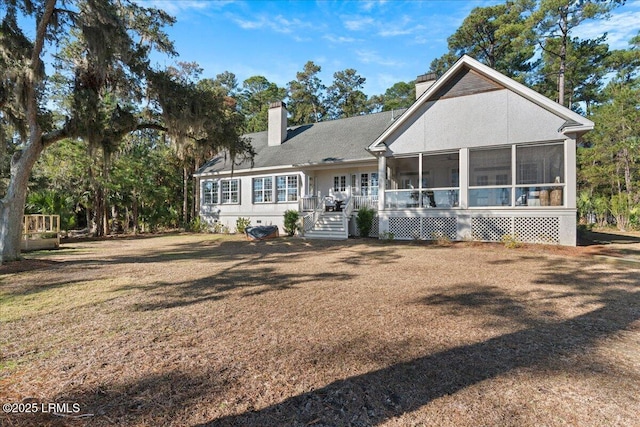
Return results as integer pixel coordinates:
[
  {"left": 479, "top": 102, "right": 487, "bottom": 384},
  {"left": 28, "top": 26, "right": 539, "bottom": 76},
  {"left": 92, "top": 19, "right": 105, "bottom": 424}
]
[
  {"left": 128, "top": 266, "right": 356, "bottom": 311},
  {"left": 197, "top": 261, "right": 639, "bottom": 426},
  {"left": 5, "top": 259, "right": 638, "bottom": 426},
  {"left": 52, "top": 237, "right": 399, "bottom": 268}
]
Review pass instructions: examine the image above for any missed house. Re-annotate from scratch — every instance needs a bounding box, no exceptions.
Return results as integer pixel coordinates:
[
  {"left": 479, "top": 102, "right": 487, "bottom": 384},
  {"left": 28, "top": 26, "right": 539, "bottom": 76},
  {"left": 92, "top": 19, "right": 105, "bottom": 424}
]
[{"left": 194, "top": 55, "right": 594, "bottom": 245}]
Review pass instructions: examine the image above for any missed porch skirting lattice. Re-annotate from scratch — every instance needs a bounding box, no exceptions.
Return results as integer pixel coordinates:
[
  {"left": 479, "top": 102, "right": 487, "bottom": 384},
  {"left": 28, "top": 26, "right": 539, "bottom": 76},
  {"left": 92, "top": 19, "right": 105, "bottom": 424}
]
[{"left": 380, "top": 210, "right": 571, "bottom": 245}]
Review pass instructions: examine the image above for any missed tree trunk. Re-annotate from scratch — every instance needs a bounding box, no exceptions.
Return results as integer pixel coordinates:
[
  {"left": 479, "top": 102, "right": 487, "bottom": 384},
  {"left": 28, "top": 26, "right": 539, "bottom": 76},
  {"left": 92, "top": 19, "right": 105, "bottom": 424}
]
[
  {"left": 557, "top": 7, "right": 568, "bottom": 106},
  {"left": 0, "top": 142, "right": 45, "bottom": 263},
  {"left": 183, "top": 165, "right": 189, "bottom": 226},
  {"left": 132, "top": 192, "right": 139, "bottom": 234}
]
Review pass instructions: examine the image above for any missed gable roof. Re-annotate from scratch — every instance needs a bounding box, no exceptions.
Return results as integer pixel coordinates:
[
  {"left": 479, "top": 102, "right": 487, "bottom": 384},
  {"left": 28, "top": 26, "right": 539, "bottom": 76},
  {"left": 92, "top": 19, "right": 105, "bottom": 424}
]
[
  {"left": 196, "top": 109, "right": 404, "bottom": 176},
  {"left": 368, "top": 55, "right": 594, "bottom": 152}
]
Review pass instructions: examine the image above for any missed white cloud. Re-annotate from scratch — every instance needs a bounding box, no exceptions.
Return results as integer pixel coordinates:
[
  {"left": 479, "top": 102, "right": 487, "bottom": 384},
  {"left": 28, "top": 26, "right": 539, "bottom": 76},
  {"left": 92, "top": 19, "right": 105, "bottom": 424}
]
[
  {"left": 323, "top": 34, "right": 359, "bottom": 43},
  {"left": 230, "top": 13, "right": 313, "bottom": 34},
  {"left": 355, "top": 49, "right": 402, "bottom": 67},
  {"left": 343, "top": 16, "right": 375, "bottom": 31},
  {"left": 574, "top": 10, "right": 640, "bottom": 49},
  {"left": 140, "top": 0, "right": 217, "bottom": 16}
]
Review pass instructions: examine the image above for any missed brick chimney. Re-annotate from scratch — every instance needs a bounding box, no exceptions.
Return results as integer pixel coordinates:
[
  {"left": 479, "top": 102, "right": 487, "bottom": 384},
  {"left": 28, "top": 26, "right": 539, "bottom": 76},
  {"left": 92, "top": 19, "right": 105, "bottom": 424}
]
[
  {"left": 268, "top": 101, "right": 288, "bottom": 146},
  {"left": 415, "top": 72, "right": 437, "bottom": 99}
]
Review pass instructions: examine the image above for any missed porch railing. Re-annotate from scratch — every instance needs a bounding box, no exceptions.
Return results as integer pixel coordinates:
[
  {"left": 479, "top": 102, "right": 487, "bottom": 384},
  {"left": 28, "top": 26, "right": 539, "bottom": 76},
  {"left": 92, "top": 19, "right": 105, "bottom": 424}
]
[
  {"left": 299, "top": 195, "right": 320, "bottom": 212},
  {"left": 352, "top": 195, "right": 378, "bottom": 211},
  {"left": 299, "top": 197, "right": 325, "bottom": 235}
]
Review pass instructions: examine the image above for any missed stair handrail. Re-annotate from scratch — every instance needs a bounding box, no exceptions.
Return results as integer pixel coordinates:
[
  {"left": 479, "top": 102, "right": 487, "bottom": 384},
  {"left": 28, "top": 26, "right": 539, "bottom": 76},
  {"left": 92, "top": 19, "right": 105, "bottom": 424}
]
[{"left": 342, "top": 196, "right": 354, "bottom": 238}]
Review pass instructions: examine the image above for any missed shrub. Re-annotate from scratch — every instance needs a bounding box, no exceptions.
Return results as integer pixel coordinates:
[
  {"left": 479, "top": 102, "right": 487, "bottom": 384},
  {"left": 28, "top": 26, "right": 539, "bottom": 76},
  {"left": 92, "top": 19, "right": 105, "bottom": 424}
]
[
  {"left": 188, "top": 216, "right": 209, "bottom": 233},
  {"left": 432, "top": 232, "right": 452, "bottom": 246},
  {"left": 356, "top": 207, "right": 375, "bottom": 238},
  {"left": 236, "top": 217, "right": 251, "bottom": 234},
  {"left": 213, "top": 222, "right": 224, "bottom": 234},
  {"left": 283, "top": 210, "right": 299, "bottom": 236},
  {"left": 380, "top": 230, "right": 395, "bottom": 242},
  {"left": 501, "top": 233, "right": 522, "bottom": 249}
]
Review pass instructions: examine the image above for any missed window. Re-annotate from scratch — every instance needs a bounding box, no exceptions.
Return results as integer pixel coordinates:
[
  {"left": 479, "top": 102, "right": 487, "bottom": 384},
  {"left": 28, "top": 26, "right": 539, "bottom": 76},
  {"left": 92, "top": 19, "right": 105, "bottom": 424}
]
[
  {"left": 277, "top": 175, "right": 298, "bottom": 202},
  {"left": 202, "top": 180, "right": 218, "bottom": 205},
  {"left": 370, "top": 172, "right": 379, "bottom": 197},
  {"left": 221, "top": 179, "right": 239, "bottom": 204},
  {"left": 253, "top": 177, "right": 273, "bottom": 203},
  {"left": 333, "top": 175, "right": 346, "bottom": 192}
]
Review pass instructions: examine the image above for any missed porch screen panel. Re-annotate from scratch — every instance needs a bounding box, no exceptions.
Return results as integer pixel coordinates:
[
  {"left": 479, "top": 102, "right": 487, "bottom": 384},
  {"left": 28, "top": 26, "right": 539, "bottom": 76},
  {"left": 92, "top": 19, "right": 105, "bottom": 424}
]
[
  {"left": 516, "top": 144, "right": 564, "bottom": 185},
  {"left": 422, "top": 152, "right": 459, "bottom": 208},
  {"left": 515, "top": 143, "right": 565, "bottom": 207},
  {"left": 469, "top": 148, "right": 511, "bottom": 207}
]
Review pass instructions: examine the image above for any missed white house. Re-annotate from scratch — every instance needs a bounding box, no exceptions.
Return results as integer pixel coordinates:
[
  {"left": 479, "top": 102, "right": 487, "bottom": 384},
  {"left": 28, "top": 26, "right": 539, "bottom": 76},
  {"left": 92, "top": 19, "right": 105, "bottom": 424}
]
[{"left": 194, "top": 56, "right": 594, "bottom": 245}]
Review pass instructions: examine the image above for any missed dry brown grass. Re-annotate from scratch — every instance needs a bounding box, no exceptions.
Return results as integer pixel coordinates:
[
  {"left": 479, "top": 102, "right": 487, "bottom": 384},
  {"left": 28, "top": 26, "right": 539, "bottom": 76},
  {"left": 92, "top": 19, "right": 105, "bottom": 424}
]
[{"left": 1, "top": 233, "right": 639, "bottom": 427}]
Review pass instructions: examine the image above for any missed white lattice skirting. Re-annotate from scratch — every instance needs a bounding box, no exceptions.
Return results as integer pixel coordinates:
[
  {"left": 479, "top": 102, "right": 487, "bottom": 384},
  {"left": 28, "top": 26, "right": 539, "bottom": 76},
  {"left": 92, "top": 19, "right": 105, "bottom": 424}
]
[
  {"left": 389, "top": 217, "right": 458, "bottom": 240},
  {"left": 471, "top": 216, "right": 560, "bottom": 244},
  {"left": 381, "top": 211, "right": 572, "bottom": 245}
]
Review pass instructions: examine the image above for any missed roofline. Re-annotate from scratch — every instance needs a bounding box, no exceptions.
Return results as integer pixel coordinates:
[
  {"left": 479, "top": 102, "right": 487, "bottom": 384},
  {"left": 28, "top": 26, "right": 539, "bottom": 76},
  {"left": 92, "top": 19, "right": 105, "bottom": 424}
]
[
  {"left": 194, "top": 156, "right": 377, "bottom": 178},
  {"left": 368, "top": 55, "right": 594, "bottom": 151}
]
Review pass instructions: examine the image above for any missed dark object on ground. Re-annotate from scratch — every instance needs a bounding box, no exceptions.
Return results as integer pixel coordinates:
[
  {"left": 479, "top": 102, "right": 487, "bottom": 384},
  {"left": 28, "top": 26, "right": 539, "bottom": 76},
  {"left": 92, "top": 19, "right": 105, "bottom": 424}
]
[{"left": 245, "top": 226, "right": 280, "bottom": 240}]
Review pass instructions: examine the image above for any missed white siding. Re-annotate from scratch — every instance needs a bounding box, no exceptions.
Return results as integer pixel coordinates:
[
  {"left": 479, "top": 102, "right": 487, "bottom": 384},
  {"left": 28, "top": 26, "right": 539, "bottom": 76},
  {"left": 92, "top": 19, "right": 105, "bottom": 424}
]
[{"left": 386, "top": 90, "right": 568, "bottom": 154}]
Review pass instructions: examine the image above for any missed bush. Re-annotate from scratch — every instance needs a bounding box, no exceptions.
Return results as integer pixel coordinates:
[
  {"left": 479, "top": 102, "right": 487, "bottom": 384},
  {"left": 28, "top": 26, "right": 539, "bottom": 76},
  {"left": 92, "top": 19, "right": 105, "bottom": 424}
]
[
  {"left": 283, "top": 210, "right": 299, "bottom": 236},
  {"left": 356, "top": 207, "right": 375, "bottom": 238},
  {"left": 501, "top": 233, "right": 522, "bottom": 249},
  {"left": 236, "top": 217, "right": 251, "bottom": 234},
  {"left": 380, "top": 230, "right": 395, "bottom": 242},
  {"left": 187, "top": 216, "right": 209, "bottom": 233}
]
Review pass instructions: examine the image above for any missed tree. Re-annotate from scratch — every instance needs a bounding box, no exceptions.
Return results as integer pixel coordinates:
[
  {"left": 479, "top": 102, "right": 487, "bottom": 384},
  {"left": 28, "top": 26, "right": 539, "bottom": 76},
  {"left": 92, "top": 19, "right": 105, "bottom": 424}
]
[
  {"left": 238, "top": 76, "right": 286, "bottom": 132},
  {"left": 327, "top": 69, "right": 370, "bottom": 119},
  {"left": 529, "top": 0, "right": 623, "bottom": 106},
  {"left": 374, "top": 81, "right": 416, "bottom": 112},
  {"left": 287, "top": 61, "right": 327, "bottom": 125},
  {"left": 0, "top": 0, "right": 252, "bottom": 263},
  {"left": 444, "top": 0, "right": 536, "bottom": 81}
]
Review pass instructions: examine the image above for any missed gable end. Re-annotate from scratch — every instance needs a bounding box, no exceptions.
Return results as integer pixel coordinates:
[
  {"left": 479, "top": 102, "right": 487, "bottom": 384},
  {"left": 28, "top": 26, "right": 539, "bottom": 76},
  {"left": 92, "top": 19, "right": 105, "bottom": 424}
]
[{"left": 429, "top": 67, "right": 504, "bottom": 101}]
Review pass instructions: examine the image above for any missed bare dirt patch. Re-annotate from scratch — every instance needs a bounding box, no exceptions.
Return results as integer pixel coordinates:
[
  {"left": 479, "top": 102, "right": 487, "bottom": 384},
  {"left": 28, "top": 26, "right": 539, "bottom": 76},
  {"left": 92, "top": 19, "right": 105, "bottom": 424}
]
[{"left": 1, "top": 234, "right": 639, "bottom": 426}]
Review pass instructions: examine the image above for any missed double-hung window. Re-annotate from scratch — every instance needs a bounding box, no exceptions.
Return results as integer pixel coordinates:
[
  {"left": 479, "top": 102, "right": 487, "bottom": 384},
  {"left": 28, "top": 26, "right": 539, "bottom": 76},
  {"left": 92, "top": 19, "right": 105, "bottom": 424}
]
[
  {"left": 202, "top": 180, "right": 218, "bottom": 205},
  {"left": 221, "top": 179, "right": 239, "bottom": 204},
  {"left": 253, "top": 177, "right": 273, "bottom": 203},
  {"left": 277, "top": 175, "right": 298, "bottom": 202}
]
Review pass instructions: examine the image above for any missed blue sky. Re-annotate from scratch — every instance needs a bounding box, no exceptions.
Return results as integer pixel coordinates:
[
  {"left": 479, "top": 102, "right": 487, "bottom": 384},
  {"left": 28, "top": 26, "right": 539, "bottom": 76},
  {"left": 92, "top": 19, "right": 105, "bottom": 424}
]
[{"left": 141, "top": 1, "right": 638, "bottom": 95}]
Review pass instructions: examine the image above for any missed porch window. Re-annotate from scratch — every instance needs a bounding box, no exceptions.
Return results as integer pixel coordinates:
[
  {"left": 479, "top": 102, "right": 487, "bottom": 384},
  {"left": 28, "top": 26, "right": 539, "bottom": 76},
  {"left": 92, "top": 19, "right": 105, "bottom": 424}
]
[
  {"left": 469, "top": 148, "right": 512, "bottom": 207},
  {"left": 202, "top": 180, "right": 218, "bottom": 205},
  {"left": 515, "top": 143, "right": 565, "bottom": 206},
  {"left": 253, "top": 177, "right": 273, "bottom": 203},
  {"left": 333, "top": 175, "right": 346, "bottom": 192},
  {"left": 277, "top": 175, "right": 298, "bottom": 202},
  {"left": 221, "top": 179, "right": 240, "bottom": 204}
]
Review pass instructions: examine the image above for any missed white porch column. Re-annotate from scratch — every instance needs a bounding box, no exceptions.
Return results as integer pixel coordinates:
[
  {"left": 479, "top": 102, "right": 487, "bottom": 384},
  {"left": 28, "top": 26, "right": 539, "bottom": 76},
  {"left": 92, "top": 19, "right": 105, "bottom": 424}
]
[
  {"left": 300, "top": 171, "right": 307, "bottom": 197},
  {"left": 377, "top": 153, "right": 386, "bottom": 211},
  {"left": 564, "top": 134, "right": 577, "bottom": 209},
  {"left": 459, "top": 148, "right": 469, "bottom": 209}
]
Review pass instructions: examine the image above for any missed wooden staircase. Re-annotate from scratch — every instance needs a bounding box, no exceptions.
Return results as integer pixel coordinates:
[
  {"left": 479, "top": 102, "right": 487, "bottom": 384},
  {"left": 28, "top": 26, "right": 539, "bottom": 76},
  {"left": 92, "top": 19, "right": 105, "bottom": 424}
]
[{"left": 304, "top": 211, "right": 348, "bottom": 240}]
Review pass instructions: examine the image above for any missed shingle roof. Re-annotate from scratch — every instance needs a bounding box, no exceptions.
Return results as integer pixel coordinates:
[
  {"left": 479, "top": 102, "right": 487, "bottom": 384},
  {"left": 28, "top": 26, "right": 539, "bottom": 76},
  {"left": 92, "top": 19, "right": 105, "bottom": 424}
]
[{"left": 196, "top": 109, "right": 405, "bottom": 175}]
